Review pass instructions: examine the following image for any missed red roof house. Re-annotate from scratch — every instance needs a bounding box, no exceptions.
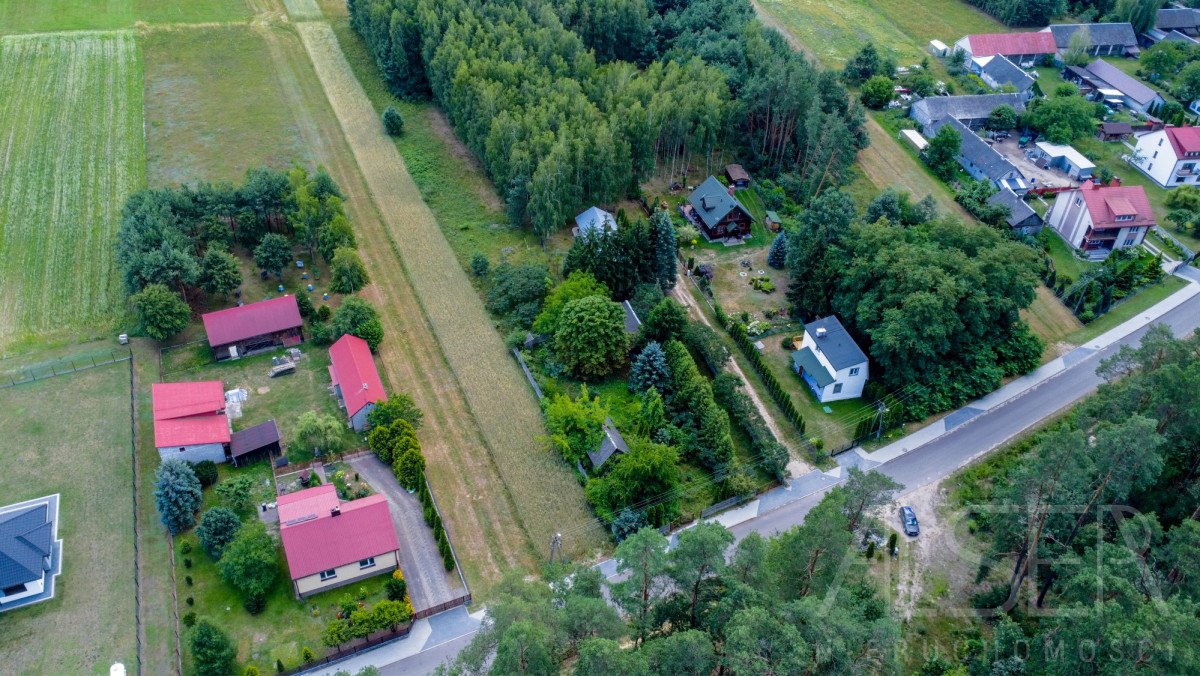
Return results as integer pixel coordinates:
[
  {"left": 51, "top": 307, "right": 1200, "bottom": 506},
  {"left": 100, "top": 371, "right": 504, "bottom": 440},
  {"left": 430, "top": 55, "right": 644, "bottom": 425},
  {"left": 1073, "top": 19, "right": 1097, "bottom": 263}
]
[
  {"left": 1046, "top": 179, "right": 1154, "bottom": 257},
  {"left": 1165, "top": 126, "right": 1200, "bottom": 159},
  {"left": 278, "top": 485, "right": 401, "bottom": 597},
  {"left": 201, "top": 296, "right": 303, "bottom": 360},
  {"left": 328, "top": 334, "right": 387, "bottom": 432},
  {"left": 956, "top": 32, "right": 1056, "bottom": 60},
  {"left": 151, "top": 381, "right": 230, "bottom": 464}
]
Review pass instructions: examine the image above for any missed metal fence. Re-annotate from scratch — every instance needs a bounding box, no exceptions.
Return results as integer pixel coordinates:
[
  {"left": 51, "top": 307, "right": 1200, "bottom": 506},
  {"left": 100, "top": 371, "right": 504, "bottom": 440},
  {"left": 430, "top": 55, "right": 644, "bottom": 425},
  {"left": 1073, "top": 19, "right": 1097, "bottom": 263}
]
[
  {"left": 0, "top": 348, "right": 132, "bottom": 389},
  {"left": 511, "top": 348, "right": 544, "bottom": 401},
  {"left": 413, "top": 593, "right": 473, "bottom": 620}
]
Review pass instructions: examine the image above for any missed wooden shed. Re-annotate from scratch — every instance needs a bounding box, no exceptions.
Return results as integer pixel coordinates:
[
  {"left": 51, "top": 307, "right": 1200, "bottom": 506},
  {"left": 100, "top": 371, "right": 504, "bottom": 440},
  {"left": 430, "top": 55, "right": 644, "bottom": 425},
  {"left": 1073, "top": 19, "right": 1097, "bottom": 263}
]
[
  {"left": 725, "top": 164, "right": 751, "bottom": 189},
  {"left": 229, "top": 419, "right": 281, "bottom": 467}
]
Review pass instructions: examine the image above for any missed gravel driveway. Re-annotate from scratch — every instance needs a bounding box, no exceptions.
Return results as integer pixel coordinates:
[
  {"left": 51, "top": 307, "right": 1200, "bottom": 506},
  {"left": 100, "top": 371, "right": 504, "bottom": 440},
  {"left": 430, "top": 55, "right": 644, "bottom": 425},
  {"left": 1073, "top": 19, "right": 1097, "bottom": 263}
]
[{"left": 349, "top": 455, "right": 464, "bottom": 612}]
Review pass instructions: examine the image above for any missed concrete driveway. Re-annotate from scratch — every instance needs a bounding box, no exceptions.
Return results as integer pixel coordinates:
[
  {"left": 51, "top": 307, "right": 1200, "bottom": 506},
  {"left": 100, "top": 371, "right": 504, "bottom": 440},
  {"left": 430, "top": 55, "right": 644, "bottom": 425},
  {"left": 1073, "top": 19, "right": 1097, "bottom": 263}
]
[{"left": 349, "top": 455, "right": 464, "bottom": 612}]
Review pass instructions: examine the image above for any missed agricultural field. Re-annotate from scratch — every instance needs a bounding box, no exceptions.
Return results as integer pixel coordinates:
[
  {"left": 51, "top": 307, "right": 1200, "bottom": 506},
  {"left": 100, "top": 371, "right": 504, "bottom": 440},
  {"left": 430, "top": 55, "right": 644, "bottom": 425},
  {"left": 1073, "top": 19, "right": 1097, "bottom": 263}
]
[
  {"left": 0, "top": 31, "right": 143, "bottom": 350},
  {"left": 753, "top": 0, "right": 1004, "bottom": 68},
  {"left": 0, "top": 363, "right": 137, "bottom": 674},
  {"left": 0, "top": 0, "right": 250, "bottom": 34}
]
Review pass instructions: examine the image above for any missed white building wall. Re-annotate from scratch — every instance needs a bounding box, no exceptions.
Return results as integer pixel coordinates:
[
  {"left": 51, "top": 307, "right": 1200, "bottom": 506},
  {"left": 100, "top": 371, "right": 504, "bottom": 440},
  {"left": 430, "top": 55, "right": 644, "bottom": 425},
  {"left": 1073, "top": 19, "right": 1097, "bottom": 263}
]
[
  {"left": 803, "top": 330, "right": 869, "bottom": 403},
  {"left": 294, "top": 550, "right": 399, "bottom": 597},
  {"left": 157, "top": 442, "right": 227, "bottom": 464},
  {"left": 1047, "top": 191, "right": 1094, "bottom": 248},
  {"left": 1132, "top": 130, "right": 1179, "bottom": 187}
]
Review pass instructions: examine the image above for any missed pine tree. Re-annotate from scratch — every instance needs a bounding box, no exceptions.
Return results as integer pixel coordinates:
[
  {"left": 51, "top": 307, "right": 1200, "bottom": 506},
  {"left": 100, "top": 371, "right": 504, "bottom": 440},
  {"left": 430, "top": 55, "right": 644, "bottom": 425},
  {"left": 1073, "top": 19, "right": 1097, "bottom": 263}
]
[
  {"left": 652, "top": 211, "right": 677, "bottom": 290},
  {"left": 629, "top": 341, "right": 670, "bottom": 394},
  {"left": 767, "top": 232, "right": 787, "bottom": 269}
]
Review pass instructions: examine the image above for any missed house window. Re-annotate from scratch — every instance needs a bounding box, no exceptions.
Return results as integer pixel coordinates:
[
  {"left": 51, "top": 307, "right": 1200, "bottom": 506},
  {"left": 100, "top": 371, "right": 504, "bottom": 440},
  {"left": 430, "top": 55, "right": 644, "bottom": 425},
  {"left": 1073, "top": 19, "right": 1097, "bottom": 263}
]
[
  {"left": 1153, "top": 151, "right": 1158, "bottom": 158},
  {"left": 1158, "top": 138, "right": 1163, "bottom": 146},
  {"left": 833, "top": 383, "right": 843, "bottom": 394},
  {"left": 1123, "top": 238, "right": 1136, "bottom": 246},
  {"left": 1074, "top": 197, "right": 1082, "bottom": 206},
  {"left": 359, "top": 557, "right": 376, "bottom": 570},
  {"left": 179, "top": 447, "right": 185, "bottom": 452},
  {"left": 849, "top": 367, "right": 860, "bottom": 376},
  {"left": 1115, "top": 215, "right": 1134, "bottom": 222},
  {"left": 1129, "top": 227, "right": 1141, "bottom": 233},
  {"left": 319, "top": 569, "right": 337, "bottom": 581},
  {"left": 1178, "top": 176, "right": 1188, "bottom": 183},
  {"left": 1148, "top": 163, "right": 1153, "bottom": 171}
]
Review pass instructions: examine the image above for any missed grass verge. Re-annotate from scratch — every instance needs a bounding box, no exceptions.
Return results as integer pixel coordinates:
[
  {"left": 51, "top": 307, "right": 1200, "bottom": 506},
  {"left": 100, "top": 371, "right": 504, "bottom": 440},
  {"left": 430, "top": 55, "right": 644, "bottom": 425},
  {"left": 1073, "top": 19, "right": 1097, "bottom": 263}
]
[{"left": 1065, "top": 274, "right": 1190, "bottom": 344}]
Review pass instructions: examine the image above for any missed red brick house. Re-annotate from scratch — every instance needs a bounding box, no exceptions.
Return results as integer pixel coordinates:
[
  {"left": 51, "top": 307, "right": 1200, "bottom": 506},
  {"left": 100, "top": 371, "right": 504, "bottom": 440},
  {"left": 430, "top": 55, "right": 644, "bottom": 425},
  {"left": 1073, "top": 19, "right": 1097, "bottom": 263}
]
[{"left": 202, "top": 295, "right": 303, "bottom": 361}]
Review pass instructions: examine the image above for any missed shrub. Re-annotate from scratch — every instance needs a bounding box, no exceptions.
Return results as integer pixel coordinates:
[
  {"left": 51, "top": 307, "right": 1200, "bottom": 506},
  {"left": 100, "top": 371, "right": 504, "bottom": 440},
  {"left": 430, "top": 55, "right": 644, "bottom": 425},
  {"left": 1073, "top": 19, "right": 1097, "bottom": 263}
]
[
  {"left": 245, "top": 667, "right": 261, "bottom": 676},
  {"left": 180, "top": 541, "right": 193, "bottom": 555},
  {"left": 185, "top": 575, "right": 193, "bottom": 586},
  {"left": 382, "top": 106, "right": 404, "bottom": 136},
  {"left": 970, "top": 583, "right": 1012, "bottom": 610},
  {"left": 190, "top": 620, "right": 236, "bottom": 676},
  {"left": 276, "top": 659, "right": 285, "bottom": 673},
  {"left": 301, "top": 646, "right": 316, "bottom": 663},
  {"left": 183, "top": 558, "right": 193, "bottom": 569},
  {"left": 182, "top": 611, "right": 197, "bottom": 628},
  {"left": 865, "top": 541, "right": 876, "bottom": 559},
  {"left": 385, "top": 569, "right": 408, "bottom": 601},
  {"left": 296, "top": 291, "right": 314, "bottom": 318},
  {"left": 191, "top": 460, "right": 218, "bottom": 488},
  {"left": 196, "top": 507, "right": 242, "bottom": 560},
  {"left": 155, "top": 459, "right": 202, "bottom": 535},
  {"left": 244, "top": 592, "right": 267, "bottom": 614},
  {"left": 470, "top": 253, "right": 489, "bottom": 277},
  {"left": 186, "top": 596, "right": 194, "bottom": 606},
  {"left": 315, "top": 304, "right": 332, "bottom": 322}
]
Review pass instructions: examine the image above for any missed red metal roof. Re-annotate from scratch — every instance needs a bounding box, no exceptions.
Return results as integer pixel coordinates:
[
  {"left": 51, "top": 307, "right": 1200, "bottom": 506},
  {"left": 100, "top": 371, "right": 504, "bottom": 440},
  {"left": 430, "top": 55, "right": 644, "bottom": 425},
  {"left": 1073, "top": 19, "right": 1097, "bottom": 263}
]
[
  {"left": 151, "top": 381, "right": 229, "bottom": 447},
  {"left": 1077, "top": 180, "right": 1155, "bottom": 231},
  {"left": 328, "top": 334, "right": 387, "bottom": 419},
  {"left": 201, "top": 296, "right": 302, "bottom": 347},
  {"left": 1165, "top": 126, "right": 1200, "bottom": 157},
  {"left": 278, "top": 485, "right": 400, "bottom": 580},
  {"left": 967, "top": 32, "right": 1056, "bottom": 57}
]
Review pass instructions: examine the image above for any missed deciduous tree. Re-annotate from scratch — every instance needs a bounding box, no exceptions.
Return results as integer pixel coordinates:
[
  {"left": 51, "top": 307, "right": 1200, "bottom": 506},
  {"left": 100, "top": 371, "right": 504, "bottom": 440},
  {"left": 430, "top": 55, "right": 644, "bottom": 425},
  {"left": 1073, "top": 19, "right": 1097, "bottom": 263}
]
[
  {"left": 554, "top": 296, "right": 628, "bottom": 379},
  {"left": 131, "top": 284, "right": 191, "bottom": 341}
]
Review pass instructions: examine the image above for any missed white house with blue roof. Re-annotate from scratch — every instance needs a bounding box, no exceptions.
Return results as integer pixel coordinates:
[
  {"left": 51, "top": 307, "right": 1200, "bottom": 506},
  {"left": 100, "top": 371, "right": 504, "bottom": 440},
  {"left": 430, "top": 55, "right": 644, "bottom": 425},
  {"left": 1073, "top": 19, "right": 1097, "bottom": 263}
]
[
  {"left": 791, "top": 316, "right": 868, "bottom": 403},
  {"left": 0, "top": 494, "right": 63, "bottom": 612}
]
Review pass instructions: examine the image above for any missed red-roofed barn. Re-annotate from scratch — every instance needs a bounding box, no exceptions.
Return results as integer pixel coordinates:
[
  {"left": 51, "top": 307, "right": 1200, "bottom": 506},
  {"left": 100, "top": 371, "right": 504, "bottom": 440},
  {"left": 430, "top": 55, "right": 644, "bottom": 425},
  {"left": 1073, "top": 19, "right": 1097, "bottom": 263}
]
[
  {"left": 328, "top": 334, "right": 387, "bottom": 432},
  {"left": 1046, "top": 179, "right": 1154, "bottom": 259},
  {"left": 202, "top": 296, "right": 303, "bottom": 361},
  {"left": 1130, "top": 125, "right": 1200, "bottom": 188},
  {"left": 152, "top": 381, "right": 230, "bottom": 464},
  {"left": 954, "top": 32, "right": 1056, "bottom": 63},
  {"left": 278, "top": 484, "right": 401, "bottom": 597}
]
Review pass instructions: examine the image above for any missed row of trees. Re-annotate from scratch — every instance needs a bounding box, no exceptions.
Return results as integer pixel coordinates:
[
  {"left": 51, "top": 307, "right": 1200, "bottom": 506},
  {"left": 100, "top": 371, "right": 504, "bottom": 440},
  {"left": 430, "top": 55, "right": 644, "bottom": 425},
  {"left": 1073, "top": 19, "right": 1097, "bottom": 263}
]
[
  {"left": 963, "top": 0, "right": 1065, "bottom": 25},
  {"left": 444, "top": 468, "right": 904, "bottom": 674},
  {"left": 349, "top": 0, "right": 863, "bottom": 238},
  {"left": 785, "top": 190, "right": 1044, "bottom": 420}
]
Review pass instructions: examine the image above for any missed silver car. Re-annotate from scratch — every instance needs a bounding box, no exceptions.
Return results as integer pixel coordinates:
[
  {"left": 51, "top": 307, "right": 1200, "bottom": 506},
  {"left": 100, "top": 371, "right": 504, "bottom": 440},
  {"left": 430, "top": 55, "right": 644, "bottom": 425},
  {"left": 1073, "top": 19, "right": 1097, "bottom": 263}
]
[{"left": 900, "top": 506, "right": 919, "bottom": 537}]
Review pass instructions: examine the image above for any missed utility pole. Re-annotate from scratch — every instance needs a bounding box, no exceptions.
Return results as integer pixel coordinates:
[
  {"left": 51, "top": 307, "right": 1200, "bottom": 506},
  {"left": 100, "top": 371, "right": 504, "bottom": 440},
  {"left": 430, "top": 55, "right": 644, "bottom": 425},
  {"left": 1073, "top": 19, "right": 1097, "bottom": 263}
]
[
  {"left": 549, "top": 533, "right": 562, "bottom": 564},
  {"left": 873, "top": 401, "right": 888, "bottom": 440}
]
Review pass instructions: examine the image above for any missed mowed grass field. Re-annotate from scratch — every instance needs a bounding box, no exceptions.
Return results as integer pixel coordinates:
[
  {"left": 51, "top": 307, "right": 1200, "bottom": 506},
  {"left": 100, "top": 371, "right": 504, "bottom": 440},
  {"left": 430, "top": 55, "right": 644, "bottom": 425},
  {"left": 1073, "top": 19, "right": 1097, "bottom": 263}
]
[
  {"left": 0, "top": 364, "right": 137, "bottom": 674},
  {"left": 753, "top": 0, "right": 1004, "bottom": 68},
  {"left": 0, "top": 32, "right": 143, "bottom": 350},
  {"left": 0, "top": 0, "right": 250, "bottom": 34}
]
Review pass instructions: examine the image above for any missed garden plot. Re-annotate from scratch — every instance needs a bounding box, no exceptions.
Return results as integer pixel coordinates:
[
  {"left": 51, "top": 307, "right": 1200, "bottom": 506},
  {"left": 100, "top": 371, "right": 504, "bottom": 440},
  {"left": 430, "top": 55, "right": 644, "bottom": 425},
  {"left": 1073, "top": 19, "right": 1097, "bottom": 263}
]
[{"left": 0, "top": 31, "right": 143, "bottom": 349}]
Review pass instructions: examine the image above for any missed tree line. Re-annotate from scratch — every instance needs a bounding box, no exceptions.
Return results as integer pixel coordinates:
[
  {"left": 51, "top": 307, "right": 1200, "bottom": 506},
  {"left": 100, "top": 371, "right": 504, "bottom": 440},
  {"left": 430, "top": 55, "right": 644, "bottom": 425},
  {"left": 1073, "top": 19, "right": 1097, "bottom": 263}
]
[{"left": 348, "top": 0, "right": 864, "bottom": 239}]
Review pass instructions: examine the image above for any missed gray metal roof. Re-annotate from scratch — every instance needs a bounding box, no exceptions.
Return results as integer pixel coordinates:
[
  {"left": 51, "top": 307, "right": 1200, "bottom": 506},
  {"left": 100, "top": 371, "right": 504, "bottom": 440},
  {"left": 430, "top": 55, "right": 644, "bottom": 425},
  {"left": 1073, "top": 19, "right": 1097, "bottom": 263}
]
[
  {"left": 1085, "top": 59, "right": 1160, "bottom": 106},
  {"left": 792, "top": 347, "right": 834, "bottom": 388},
  {"left": 1047, "top": 23, "right": 1137, "bottom": 49},
  {"left": 1157, "top": 8, "right": 1200, "bottom": 31},
  {"left": 0, "top": 502, "right": 53, "bottom": 589},
  {"left": 686, "top": 176, "right": 753, "bottom": 230},
  {"left": 574, "top": 207, "right": 616, "bottom": 237},
  {"left": 912, "top": 93, "right": 1027, "bottom": 124},
  {"left": 987, "top": 187, "right": 1041, "bottom": 228},
  {"left": 586, "top": 418, "right": 630, "bottom": 471},
  {"left": 929, "top": 117, "right": 1024, "bottom": 183},
  {"left": 979, "top": 55, "right": 1035, "bottom": 92},
  {"left": 621, "top": 301, "right": 641, "bottom": 334},
  {"left": 805, "top": 316, "right": 867, "bottom": 371}
]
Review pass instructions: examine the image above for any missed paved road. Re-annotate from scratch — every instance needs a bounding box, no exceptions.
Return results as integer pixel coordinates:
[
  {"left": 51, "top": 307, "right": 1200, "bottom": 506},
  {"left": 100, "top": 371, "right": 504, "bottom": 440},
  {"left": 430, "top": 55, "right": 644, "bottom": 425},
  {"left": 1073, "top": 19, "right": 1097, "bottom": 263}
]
[
  {"left": 735, "top": 289, "right": 1200, "bottom": 539},
  {"left": 349, "top": 455, "right": 464, "bottom": 610}
]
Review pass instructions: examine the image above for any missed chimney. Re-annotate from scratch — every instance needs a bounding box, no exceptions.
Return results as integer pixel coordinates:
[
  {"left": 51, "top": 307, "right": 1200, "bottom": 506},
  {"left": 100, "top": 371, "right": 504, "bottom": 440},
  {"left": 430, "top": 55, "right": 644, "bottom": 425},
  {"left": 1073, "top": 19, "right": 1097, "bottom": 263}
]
[
  {"left": 701, "top": 196, "right": 710, "bottom": 210},
  {"left": 1109, "top": 177, "right": 1121, "bottom": 188},
  {"left": 816, "top": 327, "right": 827, "bottom": 339},
  {"left": 728, "top": 185, "right": 735, "bottom": 196},
  {"left": 331, "top": 506, "right": 341, "bottom": 517}
]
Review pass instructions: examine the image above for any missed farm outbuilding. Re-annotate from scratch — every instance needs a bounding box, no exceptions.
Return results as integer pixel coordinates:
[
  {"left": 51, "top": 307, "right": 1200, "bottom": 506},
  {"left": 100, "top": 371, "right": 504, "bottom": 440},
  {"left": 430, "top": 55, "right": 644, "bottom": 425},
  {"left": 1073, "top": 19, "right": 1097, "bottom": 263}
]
[
  {"left": 152, "top": 380, "right": 230, "bottom": 464},
  {"left": 1033, "top": 142, "right": 1095, "bottom": 180},
  {"left": 328, "top": 334, "right": 387, "bottom": 432},
  {"left": 202, "top": 295, "right": 303, "bottom": 361},
  {"left": 229, "top": 419, "right": 281, "bottom": 467},
  {"left": 899, "top": 128, "right": 929, "bottom": 152},
  {"left": 765, "top": 210, "right": 783, "bottom": 231},
  {"left": 725, "top": 164, "right": 751, "bottom": 188}
]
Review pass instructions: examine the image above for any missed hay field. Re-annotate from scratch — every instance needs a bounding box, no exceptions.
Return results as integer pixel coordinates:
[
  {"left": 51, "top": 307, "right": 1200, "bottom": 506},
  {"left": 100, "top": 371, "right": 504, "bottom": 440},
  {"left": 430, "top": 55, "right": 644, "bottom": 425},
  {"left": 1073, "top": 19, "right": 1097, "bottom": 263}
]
[
  {"left": 0, "top": 32, "right": 143, "bottom": 350},
  {"left": 0, "top": 364, "right": 137, "bottom": 673},
  {"left": 0, "top": 0, "right": 250, "bottom": 34},
  {"left": 295, "top": 21, "right": 605, "bottom": 572}
]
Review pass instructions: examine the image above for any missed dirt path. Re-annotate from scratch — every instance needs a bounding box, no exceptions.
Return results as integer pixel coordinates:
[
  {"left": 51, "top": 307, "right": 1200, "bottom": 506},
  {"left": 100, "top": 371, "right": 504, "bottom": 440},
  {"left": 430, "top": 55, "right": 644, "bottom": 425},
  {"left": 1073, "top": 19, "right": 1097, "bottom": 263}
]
[
  {"left": 888, "top": 480, "right": 977, "bottom": 621},
  {"left": 293, "top": 20, "right": 605, "bottom": 584},
  {"left": 671, "top": 276, "right": 812, "bottom": 475}
]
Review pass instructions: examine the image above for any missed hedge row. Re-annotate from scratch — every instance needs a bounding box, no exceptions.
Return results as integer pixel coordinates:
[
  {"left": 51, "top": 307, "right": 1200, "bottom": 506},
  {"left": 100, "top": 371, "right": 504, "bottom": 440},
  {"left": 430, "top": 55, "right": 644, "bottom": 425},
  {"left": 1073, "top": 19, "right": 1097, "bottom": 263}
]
[{"left": 728, "top": 322, "right": 806, "bottom": 436}]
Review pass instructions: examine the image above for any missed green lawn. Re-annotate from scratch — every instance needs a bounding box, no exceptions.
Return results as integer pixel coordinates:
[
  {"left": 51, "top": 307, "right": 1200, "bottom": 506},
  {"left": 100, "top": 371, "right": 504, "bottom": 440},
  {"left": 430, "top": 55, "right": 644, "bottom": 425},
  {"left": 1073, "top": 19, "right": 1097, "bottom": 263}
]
[
  {"left": 0, "top": 364, "right": 137, "bottom": 674},
  {"left": 0, "top": 0, "right": 250, "bottom": 34},
  {"left": 1041, "top": 229, "right": 1097, "bottom": 282},
  {"left": 1065, "top": 274, "right": 1190, "bottom": 344},
  {"left": 175, "top": 461, "right": 392, "bottom": 674}
]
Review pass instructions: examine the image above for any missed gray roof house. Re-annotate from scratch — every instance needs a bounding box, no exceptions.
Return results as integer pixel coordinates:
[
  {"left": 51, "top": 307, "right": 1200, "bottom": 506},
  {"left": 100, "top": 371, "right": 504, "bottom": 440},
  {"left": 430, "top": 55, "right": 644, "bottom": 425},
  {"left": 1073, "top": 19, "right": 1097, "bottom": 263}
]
[
  {"left": 0, "top": 494, "right": 62, "bottom": 612},
  {"left": 1043, "top": 23, "right": 1138, "bottom": 57},
  {"left": 574, "top": 206, "right": 617, "bottom": 238},
  {"left": 1084, "top": 59, "right": 1164, "bottom": 113},
  {"left": 621, "top": 300, "right": 641, "bottom": 334},
  {"left": 586, "top": 418, "right": 630, "bottom": 471},
  {"left": 791, "top": 316, "right": 869, "bottom": 402},
  {"left": 977, "top": 56, "right": 1036, "bottom": 100},
  {"left": 1156, "top": 8, "right": 1200, "bottom": 34},
  {"left": 987, "top": 187, "right": 1043, "bottom": 235},
  {"left": 682, "top": 175, "right": 754, "bottom": 240},
  {"left": 910, "top": 93, "right": 1027, "bottom": 131},
  {"left": 928, "top": 117, "right": 1029, "bottom": 193}
]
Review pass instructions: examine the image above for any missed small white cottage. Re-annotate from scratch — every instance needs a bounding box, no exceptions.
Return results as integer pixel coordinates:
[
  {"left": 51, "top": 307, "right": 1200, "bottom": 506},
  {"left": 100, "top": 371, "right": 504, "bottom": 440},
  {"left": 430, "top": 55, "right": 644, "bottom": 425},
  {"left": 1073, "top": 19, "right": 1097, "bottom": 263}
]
[{"left": 791, "top": 316, "right": 868, "bottom": 403}]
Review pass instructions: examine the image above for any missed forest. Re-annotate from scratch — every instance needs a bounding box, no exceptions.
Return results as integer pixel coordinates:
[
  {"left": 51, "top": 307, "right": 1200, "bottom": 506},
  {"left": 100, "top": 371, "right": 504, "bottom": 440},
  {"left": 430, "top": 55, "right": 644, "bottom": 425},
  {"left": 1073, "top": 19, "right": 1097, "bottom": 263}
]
[{"left": 348, "top": 0, "right": 865, "bottom": 238}]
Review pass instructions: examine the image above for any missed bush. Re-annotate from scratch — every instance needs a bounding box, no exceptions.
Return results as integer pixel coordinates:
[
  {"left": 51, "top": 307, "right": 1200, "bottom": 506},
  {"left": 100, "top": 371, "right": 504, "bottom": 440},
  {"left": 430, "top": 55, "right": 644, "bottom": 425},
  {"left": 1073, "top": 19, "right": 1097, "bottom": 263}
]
[
  {"left": 245, "top": 666, "right": 261, "bottom": 676},
  {"left": 191, "top": 460, "right": 218, "bottom": 488},
  {"left": 182, "top": 611, "right": 197, "bottom": 627},
  {"left": 190, "top": 620, "right": 236, "bottom": 676},
  {"left": 301, "top": 646, "right": 316, "bottom": 663},
  {"left": 276, "top": 659, "right": 285, "bottom": 673},
  {"left": 244, "top": 591, "right": 267, "bottom": 614},
  {"left": 382, "top": 106, "right": 404, "bottom": 136},
  {"left": 185, "top": 575, "right": 193, "bottom": 586},
  {"left": 196, "top": 507, "right": 243, "bottom": 560},
  {"left": 315, "top": 304, "right": 332, "bottom": 322},
  {"left": 180, "top": 541, "right": 193, "bottom": 555},
  {"left": 470, "top": 253, "right": 489, "bottom": 277},
  {"left": 186, "top": 596, "right": 194, "bottom": 605},
  {"left": 970, "top": 583, "right": 1012, "bottom": 610},
  {"left": 385, "top": 569, "right": 408, "bottom": 601},
  {"left": 296, "top": 291, "right": 314, "bottom": 318},
  {"left": 184, "top": 558, "right": 192, "bottom": 568}
]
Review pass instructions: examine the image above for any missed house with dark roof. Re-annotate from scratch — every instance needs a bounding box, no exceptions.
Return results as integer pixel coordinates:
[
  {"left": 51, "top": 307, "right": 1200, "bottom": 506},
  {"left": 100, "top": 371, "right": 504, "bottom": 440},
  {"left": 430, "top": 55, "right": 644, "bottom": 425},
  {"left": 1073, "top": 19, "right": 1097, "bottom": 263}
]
[
  {"left": 1046, "top": 179, "right": 1153, "bottom": 259},
  {"left": 909, "top": 93, "right": 1027, "bottom": 131},
  {"left": 1084, "top": 59, "right": 1164, "bottom": 113},
  {"left": 152, "top": 380, "right": 230, "bottom": 464},
  {"left": 202, "top": 295, "right": 303, "bottom": 361},
  {"left": 586, "top": 418, "right": 630, "bottom": 472},
  {"left": 927, "top": 117, "right": 1029, "bottom": 194},
  {"left": 328, "top": 334, "right": 387, "bottom": 432},
  {"left": 1149, "top": 8, "right": 1200, "bottom": 43},
  {"left": 230, "top": 419, "right": 281, "bottom": 467},
  {"left": 954, "top": 32, "right": 1056, "bottom": 65},
  {"left": 278, "top": 485, "right": 401, "bottom": 598},
  {"left": 987, "top": 187, "right": 1043, "bottom": 235},
  {"left": 0, "top": 494, "right": 62, "bottom": 612},
  {"left": 1130, "top": 125, "right": 1200, "bottom": 187},
  {"left": 573, "top": 206, "right": 617, "bottom": 238},
  {"left": 790, "top": 316, "right": 868, "bottom": 403},
  {"left": 681, "top": 176, "right": 754, "bottom": 241},
  {"left": 977, "top": 55, "right": 1036, "bottom": 100},
  {"left": 1042, "top": 23, "right": 1138, "bottom": 57}
]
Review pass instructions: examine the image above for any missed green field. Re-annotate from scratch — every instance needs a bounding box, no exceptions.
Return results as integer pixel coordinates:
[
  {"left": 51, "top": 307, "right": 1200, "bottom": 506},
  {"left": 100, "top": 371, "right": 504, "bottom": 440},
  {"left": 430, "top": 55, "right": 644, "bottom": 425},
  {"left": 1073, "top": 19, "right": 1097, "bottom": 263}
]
[
  {"left": 0, "top": 364, "right": 137, "bottom": 674},
  {"left": 0, "top": 31, "right": 144, "bottom": 350},
  {"left": 755, "top": 0, "right": 1004, "bottom": 68},
  {"left": 0, "top": 0, "right": 250, "bottom": 34}
]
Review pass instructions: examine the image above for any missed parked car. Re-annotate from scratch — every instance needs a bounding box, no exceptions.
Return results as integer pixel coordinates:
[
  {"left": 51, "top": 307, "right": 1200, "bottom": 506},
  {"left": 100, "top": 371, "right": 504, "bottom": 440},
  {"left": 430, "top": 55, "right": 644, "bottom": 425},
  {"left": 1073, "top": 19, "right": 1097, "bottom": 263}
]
[{"left": 900, "top": 506, "right": 920, "bottom": 537}]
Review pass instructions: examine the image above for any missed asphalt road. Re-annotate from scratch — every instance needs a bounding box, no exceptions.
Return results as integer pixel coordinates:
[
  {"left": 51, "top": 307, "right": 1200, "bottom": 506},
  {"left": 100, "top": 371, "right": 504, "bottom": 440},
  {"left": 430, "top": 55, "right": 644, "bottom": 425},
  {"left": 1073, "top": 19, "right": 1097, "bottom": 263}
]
[
  {"left": 379, "top": 633, "right": 475, "bottom": 676},
  {"left": 735, "top": 288, "right": 1200, "bottom": 540}
]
